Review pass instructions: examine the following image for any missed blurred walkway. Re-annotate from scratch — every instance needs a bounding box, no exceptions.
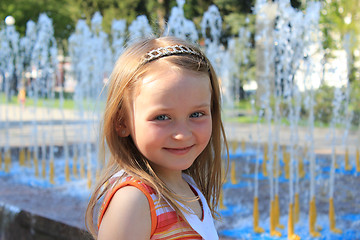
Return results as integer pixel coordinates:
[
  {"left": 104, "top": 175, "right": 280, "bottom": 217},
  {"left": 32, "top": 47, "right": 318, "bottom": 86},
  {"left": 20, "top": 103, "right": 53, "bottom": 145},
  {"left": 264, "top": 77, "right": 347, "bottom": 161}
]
[
  {"left": 0, "top": 104, "right": 99, "bottom": 147},
  {"left": 225, "top": 121, "right": 359, "bottom": 155},
  {"left": 1, "top": 104, "right": 359, "bottom": 155}
]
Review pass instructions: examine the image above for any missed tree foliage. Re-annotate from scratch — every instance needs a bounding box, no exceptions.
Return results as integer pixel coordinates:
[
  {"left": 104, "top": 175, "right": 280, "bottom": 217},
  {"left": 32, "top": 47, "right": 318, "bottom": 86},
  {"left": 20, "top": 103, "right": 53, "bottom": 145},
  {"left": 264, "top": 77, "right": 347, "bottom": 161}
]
[
  {"left": 1, "top": 0, "right": 305, "bottom": 43},
  {"left": 320, "top": 0, "right": 360, "bottom": 82},
  {"left": 0, "top": 0, "right": 76, "bottom": 47}
]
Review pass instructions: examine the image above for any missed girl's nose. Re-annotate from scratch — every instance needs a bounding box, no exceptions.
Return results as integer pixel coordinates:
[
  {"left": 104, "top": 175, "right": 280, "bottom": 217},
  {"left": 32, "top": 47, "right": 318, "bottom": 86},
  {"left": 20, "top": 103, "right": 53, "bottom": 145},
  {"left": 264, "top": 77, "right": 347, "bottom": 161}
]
[{"left": 172, "top": 122, "right": 192, "bottom": 140}]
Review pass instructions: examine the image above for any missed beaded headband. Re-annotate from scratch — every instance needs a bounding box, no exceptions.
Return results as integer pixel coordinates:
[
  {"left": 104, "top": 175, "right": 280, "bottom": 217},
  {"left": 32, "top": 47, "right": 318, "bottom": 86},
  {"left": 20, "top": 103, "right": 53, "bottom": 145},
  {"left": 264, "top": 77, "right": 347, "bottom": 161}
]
[{"left": 142, "top": 45, "right": 202, "bottom": 64}]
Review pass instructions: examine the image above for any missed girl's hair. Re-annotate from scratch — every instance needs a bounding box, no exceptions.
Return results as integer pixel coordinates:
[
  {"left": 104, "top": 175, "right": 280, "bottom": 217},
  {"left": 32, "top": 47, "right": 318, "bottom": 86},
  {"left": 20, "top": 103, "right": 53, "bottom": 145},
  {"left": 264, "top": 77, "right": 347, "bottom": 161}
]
[{"left": 85, "top": 36, "right": 229, "bottom": 237}]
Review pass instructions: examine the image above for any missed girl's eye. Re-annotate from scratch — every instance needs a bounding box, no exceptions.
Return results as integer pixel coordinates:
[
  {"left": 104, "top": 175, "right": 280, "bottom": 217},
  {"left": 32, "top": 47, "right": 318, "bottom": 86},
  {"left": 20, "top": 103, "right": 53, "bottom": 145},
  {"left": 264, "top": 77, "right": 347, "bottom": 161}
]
[
  {"left": 155, "top": 115, "right": 170, "bottom": 121},
  {"left": 190, "top": 112, "right": 204, "bottom": 118}
]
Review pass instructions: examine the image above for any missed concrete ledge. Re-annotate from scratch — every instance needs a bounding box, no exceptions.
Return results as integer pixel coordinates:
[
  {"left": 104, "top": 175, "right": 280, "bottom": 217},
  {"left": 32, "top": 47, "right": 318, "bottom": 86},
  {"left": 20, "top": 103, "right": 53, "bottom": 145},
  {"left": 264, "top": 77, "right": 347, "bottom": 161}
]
[{"left": 0, "top": 202, "right": 93, "bottom": 240}]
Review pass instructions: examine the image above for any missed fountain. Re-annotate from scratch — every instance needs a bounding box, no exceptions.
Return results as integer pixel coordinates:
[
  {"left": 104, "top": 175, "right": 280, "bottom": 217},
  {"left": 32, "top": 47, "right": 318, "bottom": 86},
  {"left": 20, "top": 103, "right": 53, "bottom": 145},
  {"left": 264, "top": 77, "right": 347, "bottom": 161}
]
[
  {"left": 1, "top": 0, "right": 360, "bottom": 239},
  {"left": 166, "top": 0, "right": 198, "bottom": 43}
]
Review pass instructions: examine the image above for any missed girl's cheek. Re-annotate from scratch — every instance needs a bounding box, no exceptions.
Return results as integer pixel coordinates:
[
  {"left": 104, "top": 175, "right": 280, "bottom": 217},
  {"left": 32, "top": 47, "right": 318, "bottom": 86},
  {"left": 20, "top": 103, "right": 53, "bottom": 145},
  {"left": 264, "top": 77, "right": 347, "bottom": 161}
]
[
  {"left": 195, "top": 121, "right": 212, "bottom": 140},
  {"left": 146, "top": 125, "right": 170, "bottom": 138}
]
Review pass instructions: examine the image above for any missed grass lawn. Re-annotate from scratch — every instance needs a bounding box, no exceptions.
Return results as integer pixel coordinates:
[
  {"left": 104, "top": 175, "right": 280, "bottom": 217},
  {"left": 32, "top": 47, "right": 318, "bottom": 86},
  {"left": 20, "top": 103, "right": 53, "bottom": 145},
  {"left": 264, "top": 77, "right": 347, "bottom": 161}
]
[
  {"left": 0, "top": 93, "right": 104, "bottom": 110},
  {"left": 222, "top": 100, "right": 350, "bottom": 129}
]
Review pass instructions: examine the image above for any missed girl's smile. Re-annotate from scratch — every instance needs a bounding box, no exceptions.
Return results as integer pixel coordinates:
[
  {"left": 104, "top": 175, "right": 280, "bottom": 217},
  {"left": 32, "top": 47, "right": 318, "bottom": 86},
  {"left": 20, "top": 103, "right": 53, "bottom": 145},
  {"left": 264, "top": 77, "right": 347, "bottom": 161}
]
[{"left": 163, "top": 144, "right": 195, "bottom": 155}]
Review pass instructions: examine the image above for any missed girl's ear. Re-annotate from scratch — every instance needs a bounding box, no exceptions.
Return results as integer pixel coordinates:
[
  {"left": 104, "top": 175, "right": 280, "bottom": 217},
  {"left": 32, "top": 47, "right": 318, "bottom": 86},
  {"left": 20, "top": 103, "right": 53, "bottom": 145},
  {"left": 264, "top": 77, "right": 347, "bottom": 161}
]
[
  {"left": 115, "top": 118, "right": 130, "bottom": 137},
  {"left": 115, "top": 123, "right": 130, "bottom": 137}
]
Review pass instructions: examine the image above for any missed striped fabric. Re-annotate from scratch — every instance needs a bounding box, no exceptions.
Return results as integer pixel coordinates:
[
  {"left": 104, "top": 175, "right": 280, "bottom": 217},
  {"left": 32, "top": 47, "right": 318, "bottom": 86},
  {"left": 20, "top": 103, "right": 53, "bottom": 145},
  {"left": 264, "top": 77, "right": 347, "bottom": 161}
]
[{"left": 98, "top": 171, "right": 202, "bottom": 239}]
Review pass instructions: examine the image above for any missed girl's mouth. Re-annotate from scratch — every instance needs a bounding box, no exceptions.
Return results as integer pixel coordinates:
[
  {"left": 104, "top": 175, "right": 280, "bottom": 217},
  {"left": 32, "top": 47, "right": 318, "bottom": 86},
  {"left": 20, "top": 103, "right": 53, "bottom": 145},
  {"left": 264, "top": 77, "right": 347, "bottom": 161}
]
[{"left": 164, "top": 145, "right": 194, "bottom": 155}]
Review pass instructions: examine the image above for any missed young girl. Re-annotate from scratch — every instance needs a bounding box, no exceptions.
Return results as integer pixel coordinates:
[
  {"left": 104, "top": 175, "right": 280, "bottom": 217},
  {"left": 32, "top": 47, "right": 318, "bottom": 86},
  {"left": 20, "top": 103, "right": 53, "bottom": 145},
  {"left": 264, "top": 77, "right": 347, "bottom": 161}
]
[{"left": 86, "top": 36, "right": 228, "bottom": 239}]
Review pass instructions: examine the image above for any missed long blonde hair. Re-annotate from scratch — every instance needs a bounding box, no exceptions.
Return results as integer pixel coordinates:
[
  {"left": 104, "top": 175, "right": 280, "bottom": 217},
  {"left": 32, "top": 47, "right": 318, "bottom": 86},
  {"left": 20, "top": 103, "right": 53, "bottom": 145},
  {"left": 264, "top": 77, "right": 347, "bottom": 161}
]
[{"left": 85, "top": 36, "right": 229, "bottom": 237}]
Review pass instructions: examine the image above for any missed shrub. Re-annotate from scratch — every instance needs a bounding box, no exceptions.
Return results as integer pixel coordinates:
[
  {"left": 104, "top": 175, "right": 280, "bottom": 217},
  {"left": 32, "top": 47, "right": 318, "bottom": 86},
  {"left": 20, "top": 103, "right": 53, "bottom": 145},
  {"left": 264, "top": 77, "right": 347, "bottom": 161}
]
[
  {"left": 350, "top": 80, "right": 360, "bottom": 126},
  {"left": 314, "top": 85, "right": 334, "bottom": 124}
]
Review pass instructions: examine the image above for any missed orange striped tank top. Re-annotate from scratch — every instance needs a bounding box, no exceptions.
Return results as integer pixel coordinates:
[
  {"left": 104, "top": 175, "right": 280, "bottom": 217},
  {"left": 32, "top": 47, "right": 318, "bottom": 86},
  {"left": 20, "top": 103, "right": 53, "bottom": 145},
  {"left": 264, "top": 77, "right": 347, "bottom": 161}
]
[{"left": 98, "top": 171, "right": 219, "bottom": 239}]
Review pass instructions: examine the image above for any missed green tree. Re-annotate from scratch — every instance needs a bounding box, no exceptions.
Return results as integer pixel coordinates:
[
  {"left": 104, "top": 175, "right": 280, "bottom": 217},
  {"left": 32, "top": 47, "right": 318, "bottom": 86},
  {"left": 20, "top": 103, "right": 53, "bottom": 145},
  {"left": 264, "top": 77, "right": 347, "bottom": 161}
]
[
  {"left": 0, "top": 0, "right": 76, "bottom": 48},
  {"left": 71, "top": 0, "right": 149, "bottom": 33},
  {"left": 320, "top": 0, "right": 360, "bottom": 126},
  {"left": 320, "top": 0, "right": 360, "bottom": 83}
]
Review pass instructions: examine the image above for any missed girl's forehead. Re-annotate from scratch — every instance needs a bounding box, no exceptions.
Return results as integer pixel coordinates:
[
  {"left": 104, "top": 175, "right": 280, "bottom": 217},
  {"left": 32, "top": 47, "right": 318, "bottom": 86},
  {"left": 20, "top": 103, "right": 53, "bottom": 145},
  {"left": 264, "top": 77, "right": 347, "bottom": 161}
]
[
  {"left": 133, "top": 61, "right": 210, "bottom": 99},
  {"left": 141, "top": 61, "right": 180, "bottom": 85},
  {"left": 133, "top": 66, "right": 212, "bottom": 112},
  {"left": 139, "top": 60, "right": 209, "bottom": 85}
]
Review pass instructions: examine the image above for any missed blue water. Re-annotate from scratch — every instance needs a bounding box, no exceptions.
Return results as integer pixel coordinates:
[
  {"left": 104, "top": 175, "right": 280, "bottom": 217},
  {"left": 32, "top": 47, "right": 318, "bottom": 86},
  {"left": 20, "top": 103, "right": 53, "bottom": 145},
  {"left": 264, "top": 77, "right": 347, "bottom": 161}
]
[{"left": 218, "top": 151, "right": 360, "bottom": 239}]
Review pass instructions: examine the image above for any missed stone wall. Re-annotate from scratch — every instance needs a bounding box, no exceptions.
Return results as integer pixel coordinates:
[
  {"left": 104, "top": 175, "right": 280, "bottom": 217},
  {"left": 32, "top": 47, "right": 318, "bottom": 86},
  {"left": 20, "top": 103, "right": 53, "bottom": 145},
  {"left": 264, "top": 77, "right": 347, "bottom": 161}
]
[{"left": 0, "top": 202, "right": 93, "bottom": 240}]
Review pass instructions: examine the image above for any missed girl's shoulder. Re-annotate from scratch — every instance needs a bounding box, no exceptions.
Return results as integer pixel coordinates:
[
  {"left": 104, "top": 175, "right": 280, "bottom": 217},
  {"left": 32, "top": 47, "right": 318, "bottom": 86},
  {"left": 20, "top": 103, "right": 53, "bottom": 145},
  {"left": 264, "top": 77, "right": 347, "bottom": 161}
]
[
  {"left": 97, "top": 170, "right": 154, "bottom": 238},
  {"left": 97, "top": 170, "right": 157, "bottom": 232},
  {"left": 97, "top": 184, "right": 152, "bottom": 239},
  {"left": 107, "top": 170, "right": 155, "bottom": 194}
]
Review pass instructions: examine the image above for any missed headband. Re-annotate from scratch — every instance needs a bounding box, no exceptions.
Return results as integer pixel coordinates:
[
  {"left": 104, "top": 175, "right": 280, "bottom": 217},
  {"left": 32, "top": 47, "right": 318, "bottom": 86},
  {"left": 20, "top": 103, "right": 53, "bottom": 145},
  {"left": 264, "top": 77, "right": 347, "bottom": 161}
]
[{"left": 142, "top": 44, "right": 202, "bottom": 64}]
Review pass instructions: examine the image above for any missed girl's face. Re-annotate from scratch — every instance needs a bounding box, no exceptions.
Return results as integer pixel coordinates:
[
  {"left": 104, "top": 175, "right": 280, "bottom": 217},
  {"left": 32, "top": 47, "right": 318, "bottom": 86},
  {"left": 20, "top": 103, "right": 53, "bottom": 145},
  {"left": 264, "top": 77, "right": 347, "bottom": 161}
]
[{"left": 128, "top": 61, "right": 212, "bottom": 176}]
